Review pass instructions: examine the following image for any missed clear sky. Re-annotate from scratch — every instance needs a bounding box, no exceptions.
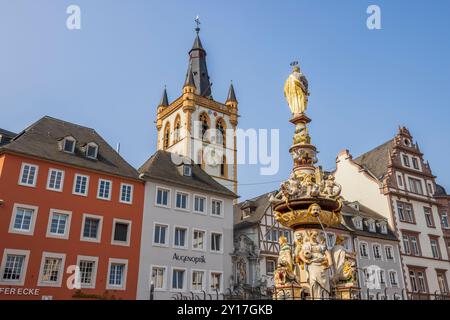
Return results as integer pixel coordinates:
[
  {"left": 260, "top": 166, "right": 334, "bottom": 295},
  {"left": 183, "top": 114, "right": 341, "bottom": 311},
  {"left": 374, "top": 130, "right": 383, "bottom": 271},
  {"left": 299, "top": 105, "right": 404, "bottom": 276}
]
[{"left": 1, "top": 0, "right": 449, "bottom": 200}]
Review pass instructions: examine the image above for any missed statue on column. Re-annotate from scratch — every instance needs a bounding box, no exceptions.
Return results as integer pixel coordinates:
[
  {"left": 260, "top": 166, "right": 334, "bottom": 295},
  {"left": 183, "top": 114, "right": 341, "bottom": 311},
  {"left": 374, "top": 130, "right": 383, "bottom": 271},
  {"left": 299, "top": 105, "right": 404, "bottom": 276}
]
[{"left": 284, "top": 63, "right": 310, "bottom": 114}]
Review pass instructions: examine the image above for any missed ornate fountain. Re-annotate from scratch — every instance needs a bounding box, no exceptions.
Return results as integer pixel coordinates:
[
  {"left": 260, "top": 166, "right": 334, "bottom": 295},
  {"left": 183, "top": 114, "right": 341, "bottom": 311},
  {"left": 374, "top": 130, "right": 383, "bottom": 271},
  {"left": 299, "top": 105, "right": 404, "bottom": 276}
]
[{"left": 269, "top": 64, "right": 358, "bottom": 300}]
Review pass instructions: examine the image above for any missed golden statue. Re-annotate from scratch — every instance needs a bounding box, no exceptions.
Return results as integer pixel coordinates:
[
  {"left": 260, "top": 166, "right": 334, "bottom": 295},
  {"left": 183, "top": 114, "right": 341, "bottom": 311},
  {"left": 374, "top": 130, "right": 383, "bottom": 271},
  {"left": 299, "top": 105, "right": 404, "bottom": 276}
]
[{"left": 284, "top": 65, "right": 309, "bottom": 114}]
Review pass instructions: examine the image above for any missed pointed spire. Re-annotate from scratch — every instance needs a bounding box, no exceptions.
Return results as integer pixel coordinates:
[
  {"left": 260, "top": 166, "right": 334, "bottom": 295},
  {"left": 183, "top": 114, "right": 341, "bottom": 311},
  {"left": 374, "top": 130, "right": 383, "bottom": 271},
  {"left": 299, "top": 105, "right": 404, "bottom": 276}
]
[
  {"left": 159, "top": 87, "right": 169, "bottom": 107},
  {"left": 186, "top": 17, "right": 212, "bottom": 98},
  {"left": 184, "top": 64, "right": 196, "bottom": 88},
  {"left": 226, "top": 82, "right": 237, "bottom": 102}
]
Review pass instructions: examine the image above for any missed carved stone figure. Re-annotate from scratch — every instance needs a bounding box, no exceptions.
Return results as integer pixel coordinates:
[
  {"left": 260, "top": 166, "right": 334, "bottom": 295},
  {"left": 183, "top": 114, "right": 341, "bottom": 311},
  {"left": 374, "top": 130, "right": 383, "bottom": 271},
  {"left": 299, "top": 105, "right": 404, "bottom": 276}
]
[
  {"left": 298, "top": 230, "right": 332, "bottom": 299},
  {"left": 321, "top": 175, "right": 342, "bottom": 198},
  {"left": 284, "top": 66, "right": 310, "bottom": 114},
  {"left": 274, "top": 236, "right": 296, "bottom": 286}
]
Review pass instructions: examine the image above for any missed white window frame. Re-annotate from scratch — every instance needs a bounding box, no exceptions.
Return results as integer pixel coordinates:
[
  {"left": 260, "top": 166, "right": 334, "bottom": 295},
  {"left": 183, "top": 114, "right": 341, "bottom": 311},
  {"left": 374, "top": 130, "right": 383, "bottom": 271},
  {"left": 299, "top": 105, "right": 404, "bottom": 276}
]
[
  {"left": 80, "top": 213, "right": 103, "bottom": 243},
  {"left": 174, "top": 190, "right": 190, "bottom": 212},
  {"left": 384, "top": 245, "right": 395, "bottom": 262},
  {"left": 190, "top": 269, "right": 206, "bottom": 292},
  {"left": 62, "top": 136, "right": 76, "bottom": 154},
  {"left": 106, "top": 258, "right": 128, "bottom": 290},
  {"left": 209, "top": 270, "right": 224, "bottom": 293},
  {"left": 0, "top": 249, "right": 31, "bottom": 286},
  {"left": 119, "top": 183, "right": 134, "bottom": 204},
  {"left": 210, "top": 198, "right": 224, "bottom": 218},
  {"left": 37, "top": 252, "right": 66, "bottom": 287},
  {"left": 389, "top": 269, "right": 399, "bottom": 287},
  {"left": 46, "top": 209, "right": 72, "bottom": 240},
  {"left": 171, "top": 267, "right": 187, "bottom": 292},
  {"left": 210, "top": 231, "right": 223, "bottom": 254},
  {"left": 86, "top": 142, "right": 99, "bottom": 159},
  {"left": 76, "top": 255, "right": 99, "bottom": 289},
  {"left": 353, "top": 217, "right": 363, "bottom": 230},
  {"left": 9, "top": 203, "right": 39, "bottom": 236},
  {"left": 155, "top": 186, "right": 171, "bottom": 208},
  {"left": 152, "top": 222, "right": 169, "bottom": 247},
  {"left": 193, "top": 194, "right": 207, "bottom": 215},
  {"left": 46, "top": 168, "right": 65, "bottom": 192},
  {"left": 111, "top": 218, "right": 132, "bottom": 247},
  {"left": 151, "top": 265, "right": 167, "bottom": 291},
  {"left": 380, "top": 223, "right": 388, "bottom": 234},
  {"left": 378, "top": 269, "right": 386, "bottom": 286},
  {"left": 18, "top": 163, "right": 39, "bottom": 187},
  {"left": 373, "top": 243, "right": 383, "bottom": 260},
  {"left": 97, "top": 178, "right": 112, "bottom": 201},
  {"left": 359, "top": 241, "right": 369, "bottom": 259},
  {"left": 192, "top": 228, "right": 207, "bottom": 252},
  {"left": 72, "top": 174, "right": 90, "bottom": 197},
  {"left": 173, "top": 225, "right": 189, "bottom": 250}
]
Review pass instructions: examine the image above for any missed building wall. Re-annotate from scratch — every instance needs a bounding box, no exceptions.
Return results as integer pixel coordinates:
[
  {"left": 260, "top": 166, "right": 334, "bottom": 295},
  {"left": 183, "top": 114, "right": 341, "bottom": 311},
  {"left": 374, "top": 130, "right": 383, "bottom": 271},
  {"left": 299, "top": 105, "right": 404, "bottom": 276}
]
[
  {"left": 136, "top": 180, "right": 234, "bottom": 300},
  {"left": 335, "top": 152, "right": 393, "bottom": 227},
  {"left": 0, "top": 153, "right": 144, "bottom": 300},
  {"left": 354, "top": 236, "right": 405, "bottom": 299}
]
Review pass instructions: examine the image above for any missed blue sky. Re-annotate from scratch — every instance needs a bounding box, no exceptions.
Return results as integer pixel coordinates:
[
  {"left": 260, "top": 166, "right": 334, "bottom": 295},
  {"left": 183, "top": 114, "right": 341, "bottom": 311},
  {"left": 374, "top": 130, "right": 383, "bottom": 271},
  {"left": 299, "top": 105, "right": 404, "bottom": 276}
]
[{"left": 1, "top": 0, "right": 449, "bottom": 200}]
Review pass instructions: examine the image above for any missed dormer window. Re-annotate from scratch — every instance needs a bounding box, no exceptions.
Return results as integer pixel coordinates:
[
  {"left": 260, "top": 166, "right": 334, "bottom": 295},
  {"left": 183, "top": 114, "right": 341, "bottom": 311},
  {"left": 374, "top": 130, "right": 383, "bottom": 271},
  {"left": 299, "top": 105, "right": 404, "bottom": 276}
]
[
  {"left": 380, "top": 223, "right": 388, "bottom": 234},
  {"left": 63, "top": 137, "right": 76, "bottom": 153},
  {"left": 86, "top": 143, "right": 98, "bottom": 159},
  {"left": 353, "top": 217, "right": 363, "bottom": 230},
  {"left": 183, "top": 164, "right": 192, "bottom": 177},
  {"left": 367, "top": 220, "right": 376, "bottom": 232}
]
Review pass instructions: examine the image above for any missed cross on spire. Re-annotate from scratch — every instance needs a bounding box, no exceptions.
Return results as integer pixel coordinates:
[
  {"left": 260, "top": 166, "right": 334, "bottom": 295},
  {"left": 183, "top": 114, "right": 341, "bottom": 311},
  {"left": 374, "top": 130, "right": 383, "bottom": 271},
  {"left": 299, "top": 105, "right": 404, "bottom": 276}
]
[{"left": 195, "top": 15, "right": 201, "bottom": 34}]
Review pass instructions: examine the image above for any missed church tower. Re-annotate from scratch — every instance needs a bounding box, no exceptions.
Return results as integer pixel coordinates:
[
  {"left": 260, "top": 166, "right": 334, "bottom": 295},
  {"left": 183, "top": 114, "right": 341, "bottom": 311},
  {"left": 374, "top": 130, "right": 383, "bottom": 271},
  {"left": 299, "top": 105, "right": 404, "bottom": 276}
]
[{"left": 155, "top": 23, "right": 239, "bottom": 195}]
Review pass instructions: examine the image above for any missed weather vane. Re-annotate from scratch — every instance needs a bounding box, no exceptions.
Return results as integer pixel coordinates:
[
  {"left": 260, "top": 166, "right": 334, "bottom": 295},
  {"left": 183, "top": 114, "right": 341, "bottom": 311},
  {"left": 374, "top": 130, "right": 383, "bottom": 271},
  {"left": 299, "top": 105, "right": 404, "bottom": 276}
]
[{"left": 195, "top": 15, "right": 201, "bottom": 34}]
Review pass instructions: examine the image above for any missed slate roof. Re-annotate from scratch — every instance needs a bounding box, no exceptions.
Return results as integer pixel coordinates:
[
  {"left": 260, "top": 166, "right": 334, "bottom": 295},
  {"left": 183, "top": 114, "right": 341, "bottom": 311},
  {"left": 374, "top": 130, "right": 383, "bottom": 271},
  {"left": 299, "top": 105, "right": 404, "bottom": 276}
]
[
  {"left": 234, "top": 191, "right": 274, "bottom": 229},
  {"left": 435, "top": 184, "right": 448, "bottom": 197},
  {"left": 353, "top": 139, "right": 393, "bottom": 180},
  {"left": 0, "top": 128, "right": 16, "bottom": 146},
  {"left": 138, "top": 150, "right": 237, "bottom": 198},
  {"left": 0, "top": 116, "right": 140, "bottom": 180},
  {"left": 342, "top": 202, "right": 398, "bottom": 241},
  {"left": 187, "top": 33, "right": 212, "bottom": 98}
]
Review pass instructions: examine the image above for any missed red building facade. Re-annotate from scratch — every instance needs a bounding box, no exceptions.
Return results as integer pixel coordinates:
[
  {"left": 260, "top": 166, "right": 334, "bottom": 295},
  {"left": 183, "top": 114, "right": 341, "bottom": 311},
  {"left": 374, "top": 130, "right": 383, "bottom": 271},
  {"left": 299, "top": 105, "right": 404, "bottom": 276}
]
[{"left": 0, "top": 117, "right": 144, "bottom": 300}]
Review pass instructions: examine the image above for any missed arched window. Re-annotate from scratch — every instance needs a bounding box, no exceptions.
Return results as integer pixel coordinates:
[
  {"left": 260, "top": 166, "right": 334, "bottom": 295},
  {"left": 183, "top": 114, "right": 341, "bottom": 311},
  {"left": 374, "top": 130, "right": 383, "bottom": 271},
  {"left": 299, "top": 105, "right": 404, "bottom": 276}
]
[
  {"left": 199, "top": 113, "right": 210, "bottom": 141},
  {"left": 163, "top": 123, "right": 170, "bottom": 150},
  {"left": 220, "top": 156, "right": 227, "bottom": 178},
  {"left": 216, "top": 118, "right": 226, "bottom": 147},
  {"left": 174, "top": 115, "right": 181, "bottom": 142}
]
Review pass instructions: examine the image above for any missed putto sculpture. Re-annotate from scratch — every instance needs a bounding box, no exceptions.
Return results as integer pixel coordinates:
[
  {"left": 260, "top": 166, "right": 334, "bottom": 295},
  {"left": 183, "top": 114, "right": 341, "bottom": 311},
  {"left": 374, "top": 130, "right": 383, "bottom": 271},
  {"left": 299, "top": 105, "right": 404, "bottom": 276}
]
[{"left": 270, "top": 64, "right": 358, "bottom": 300}]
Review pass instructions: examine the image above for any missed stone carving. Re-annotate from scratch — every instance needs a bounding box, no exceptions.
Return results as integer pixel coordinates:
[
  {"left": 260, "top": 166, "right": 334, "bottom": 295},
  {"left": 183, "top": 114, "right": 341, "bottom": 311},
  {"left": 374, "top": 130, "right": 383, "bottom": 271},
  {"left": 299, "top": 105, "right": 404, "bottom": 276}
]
[
  {"left": 274, "top": 236, "right": 296, "bottom": 286},
  {"left": 321, "top": 175, "right": 342, "bottom": 198}
]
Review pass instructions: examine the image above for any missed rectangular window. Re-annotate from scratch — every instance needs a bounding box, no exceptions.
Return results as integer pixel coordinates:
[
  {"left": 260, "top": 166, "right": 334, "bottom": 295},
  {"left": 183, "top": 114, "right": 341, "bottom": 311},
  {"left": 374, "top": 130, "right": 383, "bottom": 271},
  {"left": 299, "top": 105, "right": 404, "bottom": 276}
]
[
  {"left": 266, "top": 260, "right": 275, "bottom": 274},
  {"left": 408, "top": 177, "right": 424, "bottom": 195},
  {"left": 41, "top": 257, "right": 62, "bottom": 284},
  {"left": 389, "top": 271, "right": 398, "bottom": 286},
  {"left": 81, "top": 216, "right": 102, "bottom": 242},
  {"left": 108, "top": 263, "right": 125, "bottom": 287},
  {"left": 385, "top": 246, "right": 394, "bottom": 260},
  {"left": 156, "top": 188, "right": 170, "bottom": 207},
  {"left": 397, "top": 201, "right": 414, "bottom": 223},
  {"left": 430, "top": 238, "right": 440, "bottom": 259},
  {"left": 73, "top": 174, "right": 89, "bottom": 196},
  {"left": 424, "top": 207, "right": 434, "bottom": 227},
  {"left": 211, "top": 233, "right": 222, "bottom": 252},
  {"left": 403, "top": 155, "right": 410, "bottom": 167},
  {"left": 112, "top": 220, "right": 130, "bottom": 245},
  {"left": 191, "top": 270, "right": 204, "bottom": 291},
  {"left": 194, "top": 195, "right": 206, "bottom": 213},
  {"left": 79, "top": 260, "right": 96, "bottom": 287},
  {"left": 13, "top": 207, "right": 34, "bottom": 232},
  {"left": 403, "top": 234, "right": 411, "bottom": 254},
  {"left": 19, "top": 163, "right": 38, "bottom": 187},
  {"left": 410, "top": 235, "right": 420, "bottom": 256},
  {"left": 211, "top": 200, "right": 222, "bottom": 216},
  {"left": 417, "top": 271, "right": 427, "bottom": 293},
  {"left": 441, "top": 212, "right": 450, "bottom": 229},
  {"left": 373, "top": 245, "right": 382, "bottom": 259},
  {"left": 210, "top": 272, "right": 222, "bottom": 292},
  {"left": 409, "top": 271, "right": 418, "bottom": 292},
  {"left": 397, "top": 174, "right": 404, "bottom": 187},
  {"left": 2, "top": 255, "right": 25, "bottom": 281},
  {"left": 174, "top": 227, "right": 187, "bottom": 248},
  {"left": 49, "top": 213, "right": 68, "bottom": 235},
  {"left": 47, "top": 169, "right": 64, "bottom": 191},
  {"left": 412, "top": 157, "right": 420, "bottom": 170},
  {"left": 360, "top": 243, "right": 368, "bottom": 258},
  {"left": 154, "top": 224, "right": 167, "bottom": 245},
  {"left": 97, "top": 179, "right": 112, "bottom": 200},
  {"left": 437, "top": 272, "right": 449, "bottom": 294},
  {"left": 193, "top": 230, "right": 205, "bottom": 250},
  {"left": 120, "top": 184, "right": 133, "bottom": 204},
  {"left": 378, "top": 270, "right": 386, "bottom": 284},
  {"left": 172, "top": 269, "right": 185, "bottom": 290},
  {"left": 175, "top": 192, "right": 188, "bottom": 210},
  {"left": 152, "top": 267, "right": 166, "bottom": 289}
]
